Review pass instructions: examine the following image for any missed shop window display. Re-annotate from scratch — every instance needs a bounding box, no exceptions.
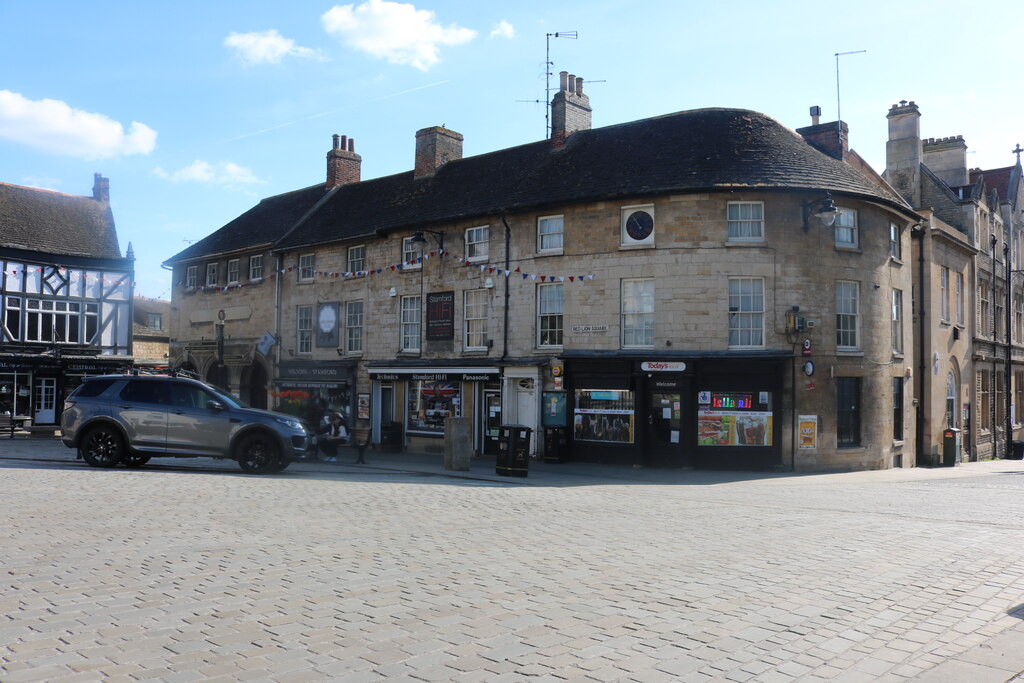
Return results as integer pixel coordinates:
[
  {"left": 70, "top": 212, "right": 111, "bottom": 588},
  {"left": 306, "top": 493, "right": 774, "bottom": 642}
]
[
  {"left": 407, "top": 380, "right": 462, "bottom": 435},
  {"left": 573, "top": 389, "right": 634, "bottom": 443},
  {"left": 0, "top": 373, "right": 32, "bottom": 417}
]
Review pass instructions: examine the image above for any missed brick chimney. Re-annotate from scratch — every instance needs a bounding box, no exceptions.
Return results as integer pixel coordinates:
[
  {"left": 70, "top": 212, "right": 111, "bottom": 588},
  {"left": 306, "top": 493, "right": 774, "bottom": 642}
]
[
  {"left": 883, "top": 100, "right": 923, "bottom": 207},
  {"left": 550, "top": 71, "right": 591, "bottom": 148},
  {"left": 326, "top": 134, "right": 361, "bottom": 189},
  {"left": 923, "top": 135, "right": 968, "bottom": 187},
  {"left": 796, "top": 106, "right": 848, "bottom": 160},
  {"left": 414, "top": 126, "right": 463, "bottom": 179},
  {"left": 92, "top": 172, "right": 110, "bottom": 203}
]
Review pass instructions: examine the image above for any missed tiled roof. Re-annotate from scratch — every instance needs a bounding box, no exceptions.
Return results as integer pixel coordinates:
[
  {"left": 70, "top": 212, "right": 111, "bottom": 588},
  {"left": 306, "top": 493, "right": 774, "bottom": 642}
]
[
  {"left": 169, "top": 108, "right": 912, "bottom": 259},
  {"left": 970, "top": 165, "right": 1020, "bottom": 206},
  {"left": 0, "top": 182, "right": 121, "bottom": 259},
  {"left": 165, "top": 184, "right": 327, "bottom": 264}
]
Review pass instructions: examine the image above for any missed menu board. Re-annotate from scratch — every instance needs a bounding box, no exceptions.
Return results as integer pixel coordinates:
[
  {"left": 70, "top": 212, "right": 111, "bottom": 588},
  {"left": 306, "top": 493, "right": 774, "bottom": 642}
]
[{"left": 698, "top": 409, "right": 772, "bottom": 446}]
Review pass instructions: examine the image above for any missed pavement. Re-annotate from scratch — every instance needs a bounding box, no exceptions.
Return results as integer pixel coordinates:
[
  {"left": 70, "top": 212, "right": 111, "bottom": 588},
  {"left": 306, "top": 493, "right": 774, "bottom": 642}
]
[{"left": 2, "top": 436, "right": 1024, "bottom": 681}]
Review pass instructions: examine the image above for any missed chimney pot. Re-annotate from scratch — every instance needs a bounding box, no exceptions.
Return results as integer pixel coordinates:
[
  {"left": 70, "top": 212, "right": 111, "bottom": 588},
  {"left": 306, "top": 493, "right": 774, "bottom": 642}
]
[
  {"left": 92, "top": 172, "right": 110, "bottom": 203},
  {"left": 550, "top": 67, "right": 592, "bottom": 148},
  {"left": 567, "top": 74, "right": 576, "bottom": 94},
  {"left": 348, "top": 138, "right": 355, "bottom": 152},
  {"left": 332, "top": 134, "right": 340, "bottom": 150},
  {"left": 559, "top": 71, "right": 568, "bottom": 92},
  {"left": 575, "top": 77, "right": 584, "bottom": 95}
]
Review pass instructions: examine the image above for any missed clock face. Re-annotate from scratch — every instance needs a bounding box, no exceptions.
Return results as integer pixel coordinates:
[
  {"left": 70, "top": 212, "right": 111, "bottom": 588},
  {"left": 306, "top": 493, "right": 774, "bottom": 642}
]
[
  {"left": 625, "top": 210, "right": 654, "bottom": 241},
  {"left": 318, "top": 305, "right": 337, "bottom": 333}
]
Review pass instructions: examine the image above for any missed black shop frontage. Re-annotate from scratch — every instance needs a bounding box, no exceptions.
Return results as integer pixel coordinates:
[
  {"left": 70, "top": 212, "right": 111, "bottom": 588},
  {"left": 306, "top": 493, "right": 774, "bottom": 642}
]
[
  {"left": 562, "top": 352, "right": 790, "bottom": 471},
  {"left": 274, "top": 360, "right": 356, "bottom": 428}
]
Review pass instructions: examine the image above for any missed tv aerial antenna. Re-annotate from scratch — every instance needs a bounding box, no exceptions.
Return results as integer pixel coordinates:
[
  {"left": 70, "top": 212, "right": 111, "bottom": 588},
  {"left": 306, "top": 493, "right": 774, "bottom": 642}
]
[
  {"left": 516, "top": 31, "right": 578, "bottom": 138},
  {"left": 834, "top": 49, "right": 866, "bottom": 145}
]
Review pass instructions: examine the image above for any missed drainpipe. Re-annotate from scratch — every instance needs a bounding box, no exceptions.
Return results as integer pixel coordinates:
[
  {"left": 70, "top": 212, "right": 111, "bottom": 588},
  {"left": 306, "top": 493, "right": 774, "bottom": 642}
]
[
  {"left": 915, "top": 225, "right": 925, "bottom": 464},
  {"left": 991, "top": 234, "right": 998, "bottom": 459},
  {"left": 1005, "top": 243, "right": 1013, "bottom": 458},
  {"left": 274, "top": 252, "right": 284, "bottom": 396},
  {"left": 500, "top": 215, "right": 512, "bottom": 362}
]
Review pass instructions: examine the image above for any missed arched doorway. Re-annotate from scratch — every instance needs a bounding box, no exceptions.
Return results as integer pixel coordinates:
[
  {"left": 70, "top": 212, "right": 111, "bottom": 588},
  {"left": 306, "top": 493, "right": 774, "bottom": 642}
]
[{"left": 241, "top": 361, "right": 268, "bottom": 409}]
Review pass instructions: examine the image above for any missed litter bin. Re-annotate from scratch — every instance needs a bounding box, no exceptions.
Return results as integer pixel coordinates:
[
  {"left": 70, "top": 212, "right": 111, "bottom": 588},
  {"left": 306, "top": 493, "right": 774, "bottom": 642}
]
[
  {"left": 497, "top": 424, "right": 532, "bottom": 477},
  {"left": 942, "top": 428, "right": 961, "bottom": 467},
  {"left": 380, "top": 421, "right": 403, "bottom": 452},
  {"left": 543, "top": 426, "right": 568, "bottom": 463},
  {"left": 1011, "top": 440, "right": 1024, "bottom": 460}
]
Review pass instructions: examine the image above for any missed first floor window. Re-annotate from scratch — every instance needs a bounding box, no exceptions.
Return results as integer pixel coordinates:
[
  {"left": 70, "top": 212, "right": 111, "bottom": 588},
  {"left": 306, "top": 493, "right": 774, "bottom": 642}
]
[
  {"left": 147, "top": 313, "right": 163, "bottom": 331},
  {"left": 836, "top": 280, "right": 859, "bottom": 350},
  {"left": 402, "top": 237, "right": 422, "bottom": 268},
  {"left": 464, "top": 289, "right": 489, "bottom": 349},
  {"left": 947, "top": 372, "right": 958, "bottom": 429},
  {"left": 346, "top": 301, "right": 363, "bottom": 353},
  {"left": 25, "top": 299, "right": 83, "bottom": 343},
  {"left": 3, "top": 296, "right": 21, "bottom": 341},
  {"left": 835, "top": 207, "right": 858, "bottom": 247},
  {"left": 621, "top": 279, "right": 654, "bottom": 347},
  {"left": 996, "top": 370, "right": 1006, "bottom": 426},
  {"left": 836, "top": 377, "right": 861, "bottom": 447},
  {"left": 249, "top": 254, "right": 263, "bottom": 281},
  {"left": 206, "top": 263, "right": 217, "bottom": 286},
  {"left": 892, "top": 377, "right": 903, "bottom": 441},
  {"left": 465, "top": 226, "right": 489, "bottom": 261},
  {"left": 299, "top": 254, "right": 315, "bottom": 281},
  {"left": 538, "top": 215, "right": 564, "bottom": 252},
  {"left": 537, "top": 283, "right": 563, "bottom": 347},
  {"left": 728, "top": 277, "right": 764, "bottom": 347},
  {"left": 348, "top": 245, "right": 365, "bottom": 273},
  {"left": 1015, "top": 371, "right": 1024, "bottom": 426},
  {"left": 890, "top": 223, "right": 903, "bottom": 260},
  {"left": 956, "top": 273, "right": 964, "bottom": 325},
  {"left": 297, "top": 305, "right": 312, "bottom": 354},
  {"left": 940, "top": 267, "right": 949, "bottom": 322},
  {"left": 401, "top": 295, "right": 421, "bottom": 351},
  {"left": 727, "top": 202, "right": 764, "bottom": 240},
  {"left": 186, "top": 265, "right": 198, "bottom": 288},
  {"left": 227, "top": 259, "right": 239, "bottom": 284},
  {"left": 892, "top": 289, "right": 903, "bottom": 354}
]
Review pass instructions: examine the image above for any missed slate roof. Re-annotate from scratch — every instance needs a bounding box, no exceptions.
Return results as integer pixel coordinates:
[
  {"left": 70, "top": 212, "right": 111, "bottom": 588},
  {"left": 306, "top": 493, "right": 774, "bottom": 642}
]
[
  {"left": 168, "top": 107, "right": 912, "bottom": 261},
  {"left": 0, "top": 182, "right": 121, "bottom": 259},
  {"left": 970, "top": 164, "right": 1022, "bottom": 210}
]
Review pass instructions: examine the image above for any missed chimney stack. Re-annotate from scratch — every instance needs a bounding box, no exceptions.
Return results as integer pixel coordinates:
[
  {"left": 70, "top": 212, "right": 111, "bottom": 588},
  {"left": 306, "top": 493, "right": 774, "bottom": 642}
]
[
  {"left": 923, "top": 135, "right": 968, "bottom": 187},
  {"left": 326, "top": 134, "right": 361, "bottom": 189},
  {"left": 796, "top": 107, "right": 848, "bottom": 161},
  {"left": 414, "top": 126, "right": 464, "bottom": 179},
  {"left": 550, "top": 70, "right": 592, "bottom": 148},
  {"left": 92, "top": 172, "right": 110, "bottom": 203},
  {"left": 882, "top": 100, "right": 923, "bottom": 207}
]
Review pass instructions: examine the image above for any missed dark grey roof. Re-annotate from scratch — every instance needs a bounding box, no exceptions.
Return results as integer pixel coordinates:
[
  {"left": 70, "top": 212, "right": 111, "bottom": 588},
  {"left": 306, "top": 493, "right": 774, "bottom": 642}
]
[
  {"left": 0, "top": 182, "right": 121, "bottom": 259},
  {"left": 165, "top": 184, "right": 327, "bottom": 264},
  {"left": 170, "top": 107, "right": 913, "bottom": 259}
]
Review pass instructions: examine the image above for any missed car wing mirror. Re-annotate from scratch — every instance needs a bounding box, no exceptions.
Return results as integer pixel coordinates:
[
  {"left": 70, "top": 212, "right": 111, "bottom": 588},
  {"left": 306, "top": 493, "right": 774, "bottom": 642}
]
[{"left": 206, "top": 400, "right": 225, "bottom": 411}]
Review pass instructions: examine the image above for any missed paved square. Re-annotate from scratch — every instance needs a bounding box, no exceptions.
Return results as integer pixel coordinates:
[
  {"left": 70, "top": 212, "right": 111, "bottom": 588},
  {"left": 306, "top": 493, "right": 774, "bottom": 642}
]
[{"left": 2, "top": 450, "right": 1024, "bottom": 681}]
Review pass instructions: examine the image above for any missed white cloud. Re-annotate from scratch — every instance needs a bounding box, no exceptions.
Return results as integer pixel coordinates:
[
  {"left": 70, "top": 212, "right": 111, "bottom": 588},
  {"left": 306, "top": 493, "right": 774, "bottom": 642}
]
[
  {"left": 0, "top": 90, "right": 156, "bottom": 160},
  {"left": 322, "top": 0, "right": 476, "bottom": 71},
  {"left": 224, "top": 29, "right": 323, "bottom": 66},
  {"left": 490, "top": 20, "right": 515, "bottom": 39},
  {"left": 153, "top": 160, "right": 264, "bottom": 186}
]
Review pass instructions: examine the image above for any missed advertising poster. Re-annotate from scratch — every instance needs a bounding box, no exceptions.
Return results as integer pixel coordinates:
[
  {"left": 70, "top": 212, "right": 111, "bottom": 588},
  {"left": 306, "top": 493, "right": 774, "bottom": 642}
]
[
  {"left": 698, "top": 409, "right": 772, "bottom": 446},
  {"left": 573, "top": 409, "right": 634, "bottom": 443},
  {"left": 799, "top": 415, "right": 818, "bottom": 449}
]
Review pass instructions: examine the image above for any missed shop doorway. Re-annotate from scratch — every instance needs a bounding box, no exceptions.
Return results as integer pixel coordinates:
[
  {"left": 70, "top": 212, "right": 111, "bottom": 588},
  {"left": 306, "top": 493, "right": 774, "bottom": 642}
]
[
  {"left": 482, "top": 389, "right": 501, "bottom": 455},
  {"left": 241, "top": 362, "right": 268, "bottom": 409},
  {"left": 645, "top": 391, "right": 682, "bottom": 467},
  {"left": 33, "top": 377, "right": 56, "bottom": 424}
]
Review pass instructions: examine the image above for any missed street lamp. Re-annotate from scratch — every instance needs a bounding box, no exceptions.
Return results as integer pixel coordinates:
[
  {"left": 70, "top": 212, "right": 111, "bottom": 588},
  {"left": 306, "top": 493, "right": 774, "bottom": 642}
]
[
  {"left": 801, "top": 192, "right": 841, "bottom": 232},
  {"left": 410, "top": 229, "right": 445, "bottom": 251}
]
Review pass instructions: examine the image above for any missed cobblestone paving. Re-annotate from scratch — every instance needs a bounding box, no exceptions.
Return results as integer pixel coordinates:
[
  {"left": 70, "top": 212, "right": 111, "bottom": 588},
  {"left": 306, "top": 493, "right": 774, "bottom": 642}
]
[{"left": 2, "top": 458, "right": 1024, "bottom": 681}]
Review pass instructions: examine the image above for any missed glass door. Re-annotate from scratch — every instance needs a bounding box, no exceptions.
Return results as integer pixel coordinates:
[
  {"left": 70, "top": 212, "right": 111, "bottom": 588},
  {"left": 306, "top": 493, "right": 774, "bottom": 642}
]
[
  {"left": 33, "top": 377, "right": 56, "bottom": 424},
  {"left": 645, "top": 391, "right": 681, "bottom": 466},
  {"left": 482, "top": 390, "right": 501, "bottom": 455}
]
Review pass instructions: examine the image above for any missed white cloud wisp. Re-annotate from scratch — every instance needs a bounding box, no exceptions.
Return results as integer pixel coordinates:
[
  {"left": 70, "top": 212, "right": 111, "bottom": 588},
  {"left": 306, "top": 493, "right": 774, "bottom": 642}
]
[
  {"left": 153, "top": 160, "right": 264, "bottom": 186},
  {"left": 224, "top": 30, "right": 323, "bottom": 66},
  {"left": 0, "top": 90, "right": 156, "bottom": 160},
  {"left": 322, "top": 0, "right": 476, "bottom": 71},
  {"left": 490, "top": 20, "right": 516, "bottom": 39}
]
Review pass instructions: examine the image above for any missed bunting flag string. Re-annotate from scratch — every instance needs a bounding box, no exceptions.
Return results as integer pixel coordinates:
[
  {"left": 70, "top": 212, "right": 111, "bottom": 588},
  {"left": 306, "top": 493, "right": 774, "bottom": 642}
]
[{"left": 170, "top": 246, "right": 597, "bottom": 291}]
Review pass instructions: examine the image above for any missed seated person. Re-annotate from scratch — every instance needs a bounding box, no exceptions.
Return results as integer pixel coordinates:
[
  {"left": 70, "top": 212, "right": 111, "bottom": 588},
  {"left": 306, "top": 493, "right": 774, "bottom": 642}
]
[{"left": 317, "top": 412, "right": 349, "bottom": 461}]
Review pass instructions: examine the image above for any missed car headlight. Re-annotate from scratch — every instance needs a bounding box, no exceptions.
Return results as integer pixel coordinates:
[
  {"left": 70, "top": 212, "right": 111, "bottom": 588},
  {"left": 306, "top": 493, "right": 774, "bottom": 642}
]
[{"left": 274, "top": 416, "right": 304, "bottom": 431}]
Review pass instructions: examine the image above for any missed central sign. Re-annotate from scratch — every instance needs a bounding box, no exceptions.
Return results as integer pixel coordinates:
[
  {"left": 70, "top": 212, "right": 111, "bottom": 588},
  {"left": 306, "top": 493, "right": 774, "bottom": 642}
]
[
  {"left": 426, "top": 291, "right": 454, "bottom": 341},
  {"left": 641, "top": 361, "right": 687, "bottom": 372}
]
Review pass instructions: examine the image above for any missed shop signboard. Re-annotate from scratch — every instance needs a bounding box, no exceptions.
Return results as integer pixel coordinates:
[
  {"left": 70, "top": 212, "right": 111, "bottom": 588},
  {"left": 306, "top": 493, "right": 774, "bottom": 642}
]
[
  {"left": 426, "top": 291, "right": 455, "bottom": 341},
  {"left": 697, "top": 390, "right": 773, "bottom": 447}
]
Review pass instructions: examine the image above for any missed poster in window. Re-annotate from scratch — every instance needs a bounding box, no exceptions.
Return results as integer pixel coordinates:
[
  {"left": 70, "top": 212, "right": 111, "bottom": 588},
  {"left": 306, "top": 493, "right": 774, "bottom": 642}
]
[
  {"left": 426, "top": 291, "right": 454, "bottom": 341},
  {"left": 357, "top": 393, "right": 370, "bottom": 420},
  {"left": 316, "top": 302, "right": 340, "bottom": 347},
  {"left": 542, "top": 392, "right": 567, "bottom": 426}
]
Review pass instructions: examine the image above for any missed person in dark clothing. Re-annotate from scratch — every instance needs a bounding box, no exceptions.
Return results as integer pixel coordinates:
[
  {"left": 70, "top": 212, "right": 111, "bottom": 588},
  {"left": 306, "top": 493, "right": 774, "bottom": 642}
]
[{"left": 317, "top": 412, "right": 348, "bottom": 461}]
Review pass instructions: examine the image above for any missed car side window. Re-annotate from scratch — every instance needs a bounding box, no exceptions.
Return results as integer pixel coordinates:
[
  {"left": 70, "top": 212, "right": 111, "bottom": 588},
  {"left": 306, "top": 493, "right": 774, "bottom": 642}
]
[
  {"left": 119, "top": 380, "right": 170, "bottom": 405},
  {"left": 170, "top": 384, "right": 211, "bottom": 409},
  {"left": 72, "top": 379, "right": 117, "bottom": 398}
]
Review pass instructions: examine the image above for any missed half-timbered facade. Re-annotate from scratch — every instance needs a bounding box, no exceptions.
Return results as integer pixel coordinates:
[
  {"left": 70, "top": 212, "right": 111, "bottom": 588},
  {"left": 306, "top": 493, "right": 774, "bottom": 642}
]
[{"left": 0, "top": 174, "right": 134, "bottom": 426}]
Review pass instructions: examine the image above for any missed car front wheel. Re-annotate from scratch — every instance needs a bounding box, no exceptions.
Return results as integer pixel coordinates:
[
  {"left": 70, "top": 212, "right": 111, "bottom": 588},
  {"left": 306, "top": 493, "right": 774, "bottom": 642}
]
[
  {"left": 80, "top": 426, "right": 124, "bottom": 468},
  {"left": 237, "top": 433, "right": 279, "bottom": 474}
]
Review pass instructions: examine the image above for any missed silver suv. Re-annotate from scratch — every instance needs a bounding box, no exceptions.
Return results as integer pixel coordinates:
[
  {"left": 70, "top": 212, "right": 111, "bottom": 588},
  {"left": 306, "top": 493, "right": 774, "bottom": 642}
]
[{"left": 61, "top": 373, "right": 315, "bottom": 474}]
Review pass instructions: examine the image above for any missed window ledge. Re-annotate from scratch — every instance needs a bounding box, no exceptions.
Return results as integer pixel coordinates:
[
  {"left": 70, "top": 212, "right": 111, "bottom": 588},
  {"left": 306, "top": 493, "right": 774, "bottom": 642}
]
[
  {"left": 397, "top": 350, "right": 421, "bottom": 357},
  {"left": 889, "top": 257, "right": 904, "bottom": 266},
  {"left": 619, "top": 243, "right": 655, "bottom": 250},
  {"left": 836, "top": 350, "right": 864, "bottom": 357},
  {"left": 466, "top": 257, "right": 489, "bottom": 264},
  {"left": 725, "top": 239, "right": 766, "bottom": 246},
  {"left": 835, "top": 245, "right": 862, "bottom": 254},
  {"left": 536, "top": 250, "right": 564, "bottom": 258},
  {"left": 892, "top": 440, "right": 905, "bottom": 448},
  {"left": 837, "top": 445, "right": 866, "bottom": 452}
]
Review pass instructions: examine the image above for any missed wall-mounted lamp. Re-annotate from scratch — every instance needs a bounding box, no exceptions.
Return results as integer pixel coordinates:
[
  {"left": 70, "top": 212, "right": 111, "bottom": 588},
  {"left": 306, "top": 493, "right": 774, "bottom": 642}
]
[
  {"left": 287, "top": 349, "right": 295, "bottom": 356},
  {"left": 802, "top": 191, "right": 841, "bottom": 231},
  {"left": 410, "top": 229, "right": 445, "bottom": 251},
  {"left": 388, "top": 287, "right": 398, "bottom": 297},
  {"left": 336, "top": 348, "right": 345, "bottom": 356},
  {"left": 484, "top": 277, "right": 494, "bottom": 289}
]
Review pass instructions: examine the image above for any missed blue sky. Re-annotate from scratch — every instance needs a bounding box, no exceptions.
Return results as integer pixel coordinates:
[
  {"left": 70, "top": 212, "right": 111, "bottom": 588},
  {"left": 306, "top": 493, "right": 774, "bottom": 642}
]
[{"left": 2, "top": 0, "right": 1022, "bottom": 299}]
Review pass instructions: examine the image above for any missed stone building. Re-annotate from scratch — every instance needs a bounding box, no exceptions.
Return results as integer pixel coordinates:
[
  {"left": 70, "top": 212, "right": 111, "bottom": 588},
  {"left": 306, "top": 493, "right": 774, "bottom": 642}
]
[
  {"left": 132, "top": 297, "right": 170, "bottom": 367},
  {"left": 166, "top": 75, "right": 920, "bottom": 471},
  {"left": 883, "top": 101, "right": 1024, "bottom": 462},
  {"left": 0, "top": 174, "right": 134, "bottom": 426}
]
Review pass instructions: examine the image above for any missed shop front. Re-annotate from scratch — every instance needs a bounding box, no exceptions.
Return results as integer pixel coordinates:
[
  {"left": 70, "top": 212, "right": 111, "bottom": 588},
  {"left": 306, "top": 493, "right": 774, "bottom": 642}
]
[
  {"left": 274, "top": 360, "right": 355, "bottom": 430},
  {"left": 1, "top": 352, "right": 132, "bottom": 427},
  {"left": 563, "top": 353, "right": 788, "bottom": 470},
  {"left": 367, "top": 365, "right": 500, "bottom": 454}
]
